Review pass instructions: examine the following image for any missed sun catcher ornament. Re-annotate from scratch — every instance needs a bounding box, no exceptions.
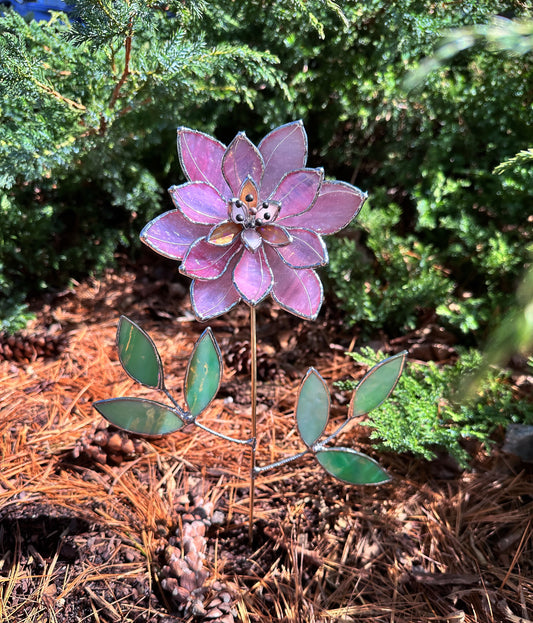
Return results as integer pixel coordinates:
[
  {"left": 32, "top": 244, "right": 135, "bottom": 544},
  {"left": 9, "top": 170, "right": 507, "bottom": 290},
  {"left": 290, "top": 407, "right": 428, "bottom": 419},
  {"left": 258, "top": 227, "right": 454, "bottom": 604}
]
[
  {"left": 94, "top": 121, "right": 408, "bottom": 531},
  {"left": 140, "top": 120, "right": 367, "bottom": 320}
]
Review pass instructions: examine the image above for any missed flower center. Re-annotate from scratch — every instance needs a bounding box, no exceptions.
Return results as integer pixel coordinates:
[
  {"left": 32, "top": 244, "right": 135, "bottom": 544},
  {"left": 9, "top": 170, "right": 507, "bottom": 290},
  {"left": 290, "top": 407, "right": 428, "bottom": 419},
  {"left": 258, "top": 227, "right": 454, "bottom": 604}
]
[{"left": 231, "top": 196, "right": 279, "bottom": 229}]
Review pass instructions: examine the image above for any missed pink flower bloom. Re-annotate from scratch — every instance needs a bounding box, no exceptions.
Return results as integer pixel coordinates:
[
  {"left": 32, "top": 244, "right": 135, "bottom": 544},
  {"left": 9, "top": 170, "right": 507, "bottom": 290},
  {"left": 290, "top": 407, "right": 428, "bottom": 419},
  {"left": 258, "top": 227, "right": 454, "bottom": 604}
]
[{"left": 141, "top": 120, "right": 366, "bottom": 320}]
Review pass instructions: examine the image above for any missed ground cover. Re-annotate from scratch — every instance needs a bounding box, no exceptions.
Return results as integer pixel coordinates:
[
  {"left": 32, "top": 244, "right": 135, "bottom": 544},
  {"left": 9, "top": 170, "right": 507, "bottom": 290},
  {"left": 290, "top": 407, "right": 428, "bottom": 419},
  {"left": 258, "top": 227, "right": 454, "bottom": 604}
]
[{"left": 0, "top": 258, "right": 532, "bottom": 623}]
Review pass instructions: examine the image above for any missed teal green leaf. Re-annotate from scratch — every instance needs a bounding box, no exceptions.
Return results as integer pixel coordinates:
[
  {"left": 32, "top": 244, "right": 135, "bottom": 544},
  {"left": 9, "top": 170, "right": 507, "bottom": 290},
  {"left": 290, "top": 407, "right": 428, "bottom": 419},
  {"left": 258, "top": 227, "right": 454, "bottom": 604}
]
[
  {"left": 296, "top": 368, "right": 330, "bottom": 447},
  {"left": 117, "top": 316, "right": 164, "bottom": 389},
  {"left": 185, "top": 328, "right": 222, "bottom": 417},
  {"left": 349, "top": 351, "right": 407, "bottom": 417},
  {"left": 316, "top": 448, "right": 390, "bottom": 485},
  {"left": 93, "top": 398, "right": 185, "bottom": 436}
]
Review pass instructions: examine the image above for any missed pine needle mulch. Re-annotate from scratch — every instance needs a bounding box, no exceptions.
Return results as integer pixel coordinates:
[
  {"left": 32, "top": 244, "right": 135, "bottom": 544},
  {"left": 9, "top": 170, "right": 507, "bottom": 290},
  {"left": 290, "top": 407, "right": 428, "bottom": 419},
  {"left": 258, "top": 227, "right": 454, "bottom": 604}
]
[{"left": 1, "top": 263, "right": 532, "bottom": 623}]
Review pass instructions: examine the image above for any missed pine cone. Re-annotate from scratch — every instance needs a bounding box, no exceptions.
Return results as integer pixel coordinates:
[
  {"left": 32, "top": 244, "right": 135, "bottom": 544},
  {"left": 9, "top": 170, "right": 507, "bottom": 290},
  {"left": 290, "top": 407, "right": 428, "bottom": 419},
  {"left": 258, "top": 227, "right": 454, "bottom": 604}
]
[
  {"left": 72, "top": 426, "right": 145, "bottom": 465},
  {"left": 158, "top": 494, "right": 236, "bottom": 622},
  {"left": 0, "top": 329, "right": 66, "bottom": 363},
  {"left": 224, "top": 340, "right": 278, "bottom": 381}
]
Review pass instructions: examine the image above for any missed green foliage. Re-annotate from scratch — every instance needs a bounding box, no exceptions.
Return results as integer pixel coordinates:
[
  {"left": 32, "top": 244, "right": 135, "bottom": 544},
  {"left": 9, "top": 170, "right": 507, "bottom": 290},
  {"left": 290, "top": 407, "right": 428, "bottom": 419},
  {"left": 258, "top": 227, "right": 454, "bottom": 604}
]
[
  {"left": 336, "top": 347, "right": 533, "bottom": 466},
  {"left": 204, "top": 1, "right": 532, "bottom": 339},
  {"left": 0, "top": 1, "right": 283, "bottom": 330},
  {"left": 1, "top": 0, "right": 531, "bottom": 341}
]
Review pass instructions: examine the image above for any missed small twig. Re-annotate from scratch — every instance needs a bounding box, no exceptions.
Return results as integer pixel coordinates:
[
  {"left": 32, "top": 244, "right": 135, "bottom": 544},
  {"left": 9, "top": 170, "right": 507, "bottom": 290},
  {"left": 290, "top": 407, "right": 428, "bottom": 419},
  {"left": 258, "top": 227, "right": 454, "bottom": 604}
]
[
  {"left": 108, "top": 18, "right": 133, "bottom": 111},
  {"left": 33, "top": 79, "right": 86, "bottom": 111}
]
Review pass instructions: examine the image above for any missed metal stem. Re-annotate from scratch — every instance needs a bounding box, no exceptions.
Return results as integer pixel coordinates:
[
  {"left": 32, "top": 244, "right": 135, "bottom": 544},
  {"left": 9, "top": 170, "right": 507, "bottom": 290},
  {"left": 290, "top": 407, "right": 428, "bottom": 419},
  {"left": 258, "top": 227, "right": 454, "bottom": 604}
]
[
  {"left": 320, "top": 418, "right": 352, "bottom": 446},
  {"left": 194, "top": 421, "right": 254, "bottom": 446},
  {"left": 254, "top": 449, "right": 310, "bottom": 474},
  {"left": 162, "top": 388, "right": 191, "bottom": 422},
  {"left": 248, "top": 305, "right": 258, "bottom": 544}
]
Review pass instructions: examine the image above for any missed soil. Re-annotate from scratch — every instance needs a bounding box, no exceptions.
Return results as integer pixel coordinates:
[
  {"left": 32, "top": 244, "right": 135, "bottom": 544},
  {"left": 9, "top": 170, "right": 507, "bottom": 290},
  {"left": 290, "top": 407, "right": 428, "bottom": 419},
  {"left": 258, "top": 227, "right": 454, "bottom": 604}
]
[{"left": 1, "top": 255, "right": 532, "bottom": 623}]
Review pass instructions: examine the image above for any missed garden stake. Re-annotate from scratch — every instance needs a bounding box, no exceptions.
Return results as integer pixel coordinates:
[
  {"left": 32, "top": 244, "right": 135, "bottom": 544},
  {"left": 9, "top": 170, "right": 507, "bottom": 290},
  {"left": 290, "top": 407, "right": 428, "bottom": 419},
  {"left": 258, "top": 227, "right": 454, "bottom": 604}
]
[
  {"left": 249, "top": 305, "right": 258, "bottom": 543},
  {"left": 93, "top": 121, "right": 408, "bottom": 533}
]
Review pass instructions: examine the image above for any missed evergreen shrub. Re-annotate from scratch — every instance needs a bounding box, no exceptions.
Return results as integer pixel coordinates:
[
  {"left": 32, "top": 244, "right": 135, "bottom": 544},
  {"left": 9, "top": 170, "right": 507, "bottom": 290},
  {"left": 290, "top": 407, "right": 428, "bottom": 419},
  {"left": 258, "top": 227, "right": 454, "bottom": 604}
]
[
  {"left": 0, "top": 1, "right": 283, "bottom": 328},
  {"left": 336, "top": 347, "right": 533, "bottom": 466},
  {"left": 1, "top": 0, "right": 531, "bottom": 344},
  {"left": 202, "top": 1, "right": 532, "bottom": 339}
]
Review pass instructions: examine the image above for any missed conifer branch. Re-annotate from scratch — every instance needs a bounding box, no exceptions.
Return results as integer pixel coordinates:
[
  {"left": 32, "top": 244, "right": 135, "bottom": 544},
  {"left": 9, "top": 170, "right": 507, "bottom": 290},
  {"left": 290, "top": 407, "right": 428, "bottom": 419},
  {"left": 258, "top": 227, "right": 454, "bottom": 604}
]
[
  {"left": 108, "top": 17, "right": 133, "bottom": 111},
  {"left": 32, "top": 79, "right": 86, "bottom": 111}
]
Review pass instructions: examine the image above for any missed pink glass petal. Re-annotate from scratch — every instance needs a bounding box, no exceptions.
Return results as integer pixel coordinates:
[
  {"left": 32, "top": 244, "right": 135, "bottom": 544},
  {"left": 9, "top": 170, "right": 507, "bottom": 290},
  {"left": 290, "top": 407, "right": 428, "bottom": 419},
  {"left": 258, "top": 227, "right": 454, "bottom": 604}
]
[
  {"left": 266, "top": 248, "right": 324, "bottom": 320},
  {"left": 222, "top": 132, "right": 264, "bottom": 197},
  {"left": 258, "top": 120, "right": 308, "bottom": 198},
  {"left": 280, "top": 180, "right": 367, "bottom": 233},
  {"left": 169, "top": 182, "right": 228, "bottom": 225},
  {"left": 190, "top": 261, "right": 241, "bottom": 320},
  {"left": 181, "top": 237, "right": 241, "bottom": 280},
  {"left": 259, "top": 224, "right": 292, "bottom": 247},
  {"left": 276, "top": 228, "right": 328, "bottom": 268},
  {"left": 233, "top": 247, "right": 273, "bottom": 305},
  {"left": 271, "top": 169, "right": 323, "bottom": 220},
  {"left": 241, "top": 228, "right": 263, "bottom": 252},
  {"left": 140, "top": 209, "right": 208, "bottom": 260},
  {"left": 177, "top": 127, "right": 231, "bottom": 196}
]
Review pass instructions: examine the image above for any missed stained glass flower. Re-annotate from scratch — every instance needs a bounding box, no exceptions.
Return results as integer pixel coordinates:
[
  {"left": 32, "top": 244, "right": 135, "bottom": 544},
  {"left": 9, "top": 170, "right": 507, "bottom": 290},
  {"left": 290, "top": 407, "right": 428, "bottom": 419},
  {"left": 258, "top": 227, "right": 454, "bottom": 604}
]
[{"left": 141, "top": 120, "right": 366, "bottom": 320}]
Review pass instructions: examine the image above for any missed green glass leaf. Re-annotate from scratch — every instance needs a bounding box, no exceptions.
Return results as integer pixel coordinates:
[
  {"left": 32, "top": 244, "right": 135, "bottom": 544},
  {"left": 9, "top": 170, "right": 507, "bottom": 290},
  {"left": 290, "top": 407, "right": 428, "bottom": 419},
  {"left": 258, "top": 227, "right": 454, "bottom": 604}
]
[
  {"left": 349, "top": 351, "right": 407, "bottom": 418},
  {"left": 117, "top": 316, "right": 164, "bottom": 389},
  {"left": 185, "top": 328, "right": 222, "bottom": 417},
  {"left": 316, "top": 448, "right": 390, "bottom": 485},
  {"left": 93, "top": 397, "right": 185, "bottom": 436},
  {"left": 296, "top": 368, "right": 330, "bottom": 447}
]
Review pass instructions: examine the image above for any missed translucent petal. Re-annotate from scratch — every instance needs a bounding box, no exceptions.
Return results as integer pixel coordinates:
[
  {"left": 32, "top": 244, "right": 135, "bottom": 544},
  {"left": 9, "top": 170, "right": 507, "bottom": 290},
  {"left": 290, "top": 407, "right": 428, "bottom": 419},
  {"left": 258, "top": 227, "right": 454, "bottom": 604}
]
[
  {"left": 296, "top": 368, "right": 330, "bottom": 447},
  {"left": 241, "top": 228, "right": 263, "bottom": 253},
  {"left": 181, "top": 237, "right": 240, "bottom": 280},
  {"left": 239, "top": 177, "right": 259, "bottom": 207},
  {"left": 276, "top": 228, "right": 328, "bottom": 268},
  {"left": 280, "top": 180, "right": 367, "bottom": 233},
  {"left": 271, "top": 169, "right": 323, "bottom": 219},
  {"left": 222, "top": 132, "right": 264, "bottom": 197},
  {"left": 233, "top": 247, "right": 273, "bottom": 305},
  {"left": 316, "top": 448, "right": 390, "bottom": 485},
  {"left": 185, "top": 328, "right": 223, "bottom": 417},
  {"left": 258, "top": 120, "right": 308, "bottom": 198},
  {"left": 94, "top": 397, "right": 185, "bottom": 436},
  {"left": 258, "top": 224, "right": 292, "bottom": 247},
  {"left": 177, "top": 127, "right": 231, "bottom": 196},
  {"left": 349, "top": 351, "right": 407, "bottom": 418},
  {"left": 208, "top": 221, "right": 242, "bottom": 246},
  {"left": 190, "top": 261, "right": 241, "bottom": 320},
  {"left": 117, "top": 316, "right": 164, "bottom": 389},
  {"left": 140, "top": 209, "right": 207, "bottom": 261},
  {"left": 256, "top": 200, "right": 280, "bottom": 225},
  {"left": 266, "top": 248, "right": 323, "bottom": 320},
  {"left": 169, "top": 182, "right": 227, "bottom": 225}
]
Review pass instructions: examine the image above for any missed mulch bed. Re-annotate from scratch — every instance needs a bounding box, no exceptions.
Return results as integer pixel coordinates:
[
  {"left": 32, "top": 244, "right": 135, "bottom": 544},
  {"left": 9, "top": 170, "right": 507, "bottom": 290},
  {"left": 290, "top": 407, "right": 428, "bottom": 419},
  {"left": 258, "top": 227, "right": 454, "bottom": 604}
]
[{"left": 1, "top": 258, "right": 532, "bottom": 623}]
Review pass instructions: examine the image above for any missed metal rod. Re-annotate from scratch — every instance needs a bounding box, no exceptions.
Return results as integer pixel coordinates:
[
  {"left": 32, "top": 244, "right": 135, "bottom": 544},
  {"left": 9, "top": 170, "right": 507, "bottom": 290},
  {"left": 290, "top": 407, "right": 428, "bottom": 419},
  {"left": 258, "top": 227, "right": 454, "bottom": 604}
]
[
  {"left": 194, "top": 421, "right": 254, "bottom": 446},
  {"left": 248, "top": 305, "right": 258, "bottom": 544},
  {"left": 162, "top": 388, "right": 190, "bottom": 421},
  {"left": 254, "top": 449, "right": 310, "bottom": 474},
  {"left": 320, "top": 418, "right": 351, "bottom": 446}
]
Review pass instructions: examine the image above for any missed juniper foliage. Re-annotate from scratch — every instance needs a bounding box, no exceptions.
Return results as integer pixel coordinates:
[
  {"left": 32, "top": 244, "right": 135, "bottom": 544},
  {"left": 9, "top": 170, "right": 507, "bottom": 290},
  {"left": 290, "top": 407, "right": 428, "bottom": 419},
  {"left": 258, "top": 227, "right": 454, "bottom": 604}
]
[
  {"left": 336, "top": 347, "right": 533, "bottom": 466},
  {"left": 0, "top": 0, "right": 286, "bottom": 328}
]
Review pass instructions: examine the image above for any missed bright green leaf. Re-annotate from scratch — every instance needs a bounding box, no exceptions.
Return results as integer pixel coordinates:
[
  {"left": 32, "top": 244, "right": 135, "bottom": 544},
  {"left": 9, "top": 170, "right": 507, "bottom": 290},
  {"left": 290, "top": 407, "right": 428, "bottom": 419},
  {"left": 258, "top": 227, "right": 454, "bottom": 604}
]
[
  {"left": 316, "top": 448, "right": 390, "bottom": 485},
  {"left": 93, "top": 397, "right": 185, "bottom": 436},
  {"left": 185, "top": 328, "right": 222, "bottom": 417},
  {"left": 296, "top": 368, "right": 330, "bottom": 447},
  {"left": 117, "top": 316, "right": 164, "bottom": 389},
  {"left": 350, "top": 351, "right": 407, "bottom": 417}
]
